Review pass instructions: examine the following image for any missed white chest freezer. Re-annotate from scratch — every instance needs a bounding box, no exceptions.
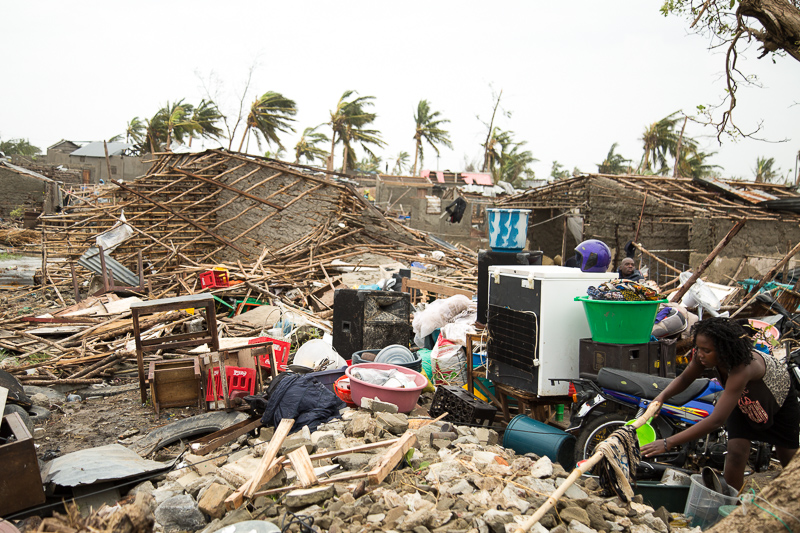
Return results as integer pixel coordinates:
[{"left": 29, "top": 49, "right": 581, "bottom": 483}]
[{"left": 486, "top": 265, "right": 615, "bottom": 396}]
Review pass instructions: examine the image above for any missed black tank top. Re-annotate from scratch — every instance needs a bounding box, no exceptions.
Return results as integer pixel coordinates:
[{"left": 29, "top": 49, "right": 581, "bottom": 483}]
[{"left": 722, "top": 351, "right": 791, "bottom": 428}]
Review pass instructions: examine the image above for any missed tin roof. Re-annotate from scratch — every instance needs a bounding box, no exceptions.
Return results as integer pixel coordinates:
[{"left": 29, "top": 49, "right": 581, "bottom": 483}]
[{"left": 70, "top": 142, "right": 132, "bottom": 158}]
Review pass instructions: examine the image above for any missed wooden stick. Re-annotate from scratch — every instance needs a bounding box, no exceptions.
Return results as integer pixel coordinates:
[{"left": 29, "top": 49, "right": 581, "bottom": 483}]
[
  {"left": 631, "top": 242, "right": 682, "bottom": 275},
  {"left": 670, "top": 219, "right": 745, "bottom": 303},
  {"left": 742, "top": 239, "right": 800, "bottom": 298},
  {"left": 287, "top": 447, "right": 318, "bottom": 488},
  {"left": 513, "top": 401, "right": 662, "bottom": 533},
  {"left": 633, "top": 191, "right": 648, "bottom": 243}
]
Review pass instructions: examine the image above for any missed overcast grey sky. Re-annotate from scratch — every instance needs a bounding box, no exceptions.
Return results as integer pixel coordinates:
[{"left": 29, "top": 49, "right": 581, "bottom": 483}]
[{"left": 3, "top": 1, "right": 799, "bottom": 181}]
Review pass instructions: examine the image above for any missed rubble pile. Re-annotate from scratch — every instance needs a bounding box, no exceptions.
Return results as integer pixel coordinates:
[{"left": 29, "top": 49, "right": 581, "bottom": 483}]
[{"left": 105, "top": 408, "right": 681, "bottom": 533}]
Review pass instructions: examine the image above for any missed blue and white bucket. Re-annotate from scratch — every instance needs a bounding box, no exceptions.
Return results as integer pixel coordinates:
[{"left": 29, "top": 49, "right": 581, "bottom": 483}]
[{"left": 486, "top": 208, "right": 531, "bottom": 252}]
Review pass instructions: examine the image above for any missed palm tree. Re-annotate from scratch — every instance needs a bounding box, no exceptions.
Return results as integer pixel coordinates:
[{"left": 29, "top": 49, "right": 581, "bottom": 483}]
[
  {"left": 294, "top": 125, "right": 329, "bottom": 165},
  {"left": 0, "top": 138, "right": 41, "bottom": 157},
  {"left": 675, "top": 149, "right": 720, "bottom": 179},
  {"left": 328, "top": 90, "right": 385, "bottom": 173},
  {"left": 353, "top": 155, "right": 382, "bottom": 174},
  {"left": 753, "top": 157, "right": 781, "bottom": 183},
  {"left": 483, "top": 128, "right": 537, "bottom": 186},
  {"left": 639, "top": 111, "right": 696, "bottom": 174},
  {"left": 597, "top": 143, "right": 632, "bottom": 174},
  {"left": 239, "top": 92, "right": 297, "bottom": 153},
  {"left": 392, "top": 151, "right": 410, "bottom": 175},
  {"left": 551, "top": 161, "right": 571, "bottom": 180},
  {"left": 187, "top": 99, "right": 224, "bottom": 146},
  {"left": 411, "top": 100, "right": 452, "bottom": 176},
  {"left": 110, "top": 117, "right": 146, "bottom": 145}
]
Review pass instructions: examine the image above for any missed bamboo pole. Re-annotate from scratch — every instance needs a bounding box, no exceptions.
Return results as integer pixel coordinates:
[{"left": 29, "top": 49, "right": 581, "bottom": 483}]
[
  {"left": 513, "top": 401, "right": 662, "bottom": 533},
  {"left": 670, "top": 219, "right": 746, "bottom": 303}
]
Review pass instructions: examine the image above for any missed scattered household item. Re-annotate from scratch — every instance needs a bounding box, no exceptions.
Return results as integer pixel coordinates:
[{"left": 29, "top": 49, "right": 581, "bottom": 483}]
[
  {"left": 0, "top": 412, "right": 46, "bottom": 515},
  {"left": 147, "top": 357, "right": 203, "bottom": 415},
  {"left": 345, "top": 363, "right": 426, "bottom": 413},
  {"left": 131, "top": 293, "right": 219, "bottom": 404},
  {"left": 251, "top": 336, "right": 290, "bottom": 373},
  {"left": 375, "top": 344, "right": 422, "bottom": 372},
  {"left": 429, "top": 385, "right": 497, "bottom": 427},
  {"left": 332, "top": 289, "right": 411, "bottom": 360},
  {"left": 651, "top": 305, "right": 689, "bottom": 338},
  {"left": 333, "top": 376, "right": 356, "bottom": 407},
  {"left": 260, "top": 373, "right": 346, "bottom": 433},
  {"left": 625, "top": 417, "right": 656, "bottom": 447},
  {"left": 206, "top": 366, "right": 256, "bottom": 402},
  {"left": 679, "top": 272, "right": 722, "bottom": 318},
  {"left": 701, "top": 466, "right": 730, "bottom": 496},
  {"left": 293, "top": 339, "right": 347, "bottom": 371},
  {"left": 486, "top": 265, "right": 615, "bottom": 395},
  {"left": 412, "top": 294, "right": 471, "bottom": 348},
  {"left": 575, "top": 239, "right": 611, "bottom": 273},
  {"left": 476, "top": 249, "right": 543, "bottom": 324},
  {"left": 579, "top": 338, "right": 677, "bottom": 378},
  {"left": 215, "top": 521, "right": 281, "bottom": 533},
  {"left": 77, "top": 245, "right": 147, "bottom": 299},
  {"left": 485, "top": 208, "right": 531, "bottom": 252},
  {"left": 200, "top": 267, "right": 230, "bottom": 289},
  {"left": 307, "top": 366, "right": 348, "bottom": 393},
  {"left": 503, "top": 414, "right": 576, "bottom": 469},
  {"left": 430, "top": 337, "right": 467, "bottom": 386},
  {"left": 684, "top": 473, "right": 739, "bottom": 529},
  {"left": 576, "top": 296, "right": 668, "bottom": 344},
  {"left": 351, "top": 349, "right": 379, "bottom": 364},
  {"left": 633, "top": 481, "right": 691, "bottom": 513}
]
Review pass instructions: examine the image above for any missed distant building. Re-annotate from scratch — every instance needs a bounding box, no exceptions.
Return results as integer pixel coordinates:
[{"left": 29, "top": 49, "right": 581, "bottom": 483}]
[{"left": 42, "top": 140, "right": 152, "bottom": 183}]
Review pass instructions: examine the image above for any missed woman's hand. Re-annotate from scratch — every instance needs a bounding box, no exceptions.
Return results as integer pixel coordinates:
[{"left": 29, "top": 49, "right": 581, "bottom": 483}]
[{"left": 641, "top": 437, "right": 672, "bottom": 458}]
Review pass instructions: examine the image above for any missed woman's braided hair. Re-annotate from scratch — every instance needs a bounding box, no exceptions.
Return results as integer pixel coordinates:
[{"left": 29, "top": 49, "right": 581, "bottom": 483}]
[{"left": 691, "top": 317, "right": 753, "bottom": 371}]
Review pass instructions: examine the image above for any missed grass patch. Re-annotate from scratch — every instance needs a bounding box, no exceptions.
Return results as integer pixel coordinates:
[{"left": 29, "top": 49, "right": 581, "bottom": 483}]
[
  {"left": 26, "top": 352, "right": 51, "bottom": 363},
  {"left": 0, "top": 252, "right": 23, "bottom": 261}
]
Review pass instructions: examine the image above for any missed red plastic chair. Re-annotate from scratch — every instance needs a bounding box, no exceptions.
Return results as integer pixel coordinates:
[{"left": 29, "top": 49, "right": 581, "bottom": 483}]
[{"left": 249, "top": 336, "right": 290, "bottom": 372}]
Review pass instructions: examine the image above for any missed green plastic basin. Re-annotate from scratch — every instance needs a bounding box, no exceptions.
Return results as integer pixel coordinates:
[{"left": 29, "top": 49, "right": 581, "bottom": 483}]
[{"left": 575, "top": 296, "right": 668, "bottom": 344}]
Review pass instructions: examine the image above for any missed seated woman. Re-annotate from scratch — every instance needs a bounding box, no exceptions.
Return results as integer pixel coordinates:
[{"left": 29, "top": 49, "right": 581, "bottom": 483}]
[{"left": 642, "top": 317, "right": 799, "bottom": 489}]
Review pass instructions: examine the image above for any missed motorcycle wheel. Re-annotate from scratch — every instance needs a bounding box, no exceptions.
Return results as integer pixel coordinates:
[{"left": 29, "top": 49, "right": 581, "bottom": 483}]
[{"left": 575, "top": 412, "right": 636, "bottom": 464}]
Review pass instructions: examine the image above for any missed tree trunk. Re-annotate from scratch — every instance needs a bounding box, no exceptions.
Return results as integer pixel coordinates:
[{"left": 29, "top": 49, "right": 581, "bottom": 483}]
[
  {"left": 739, "top": 0, "right": 800, "bottom": 62},
  {"left": 673, "top": 117, "right": 688, "bottom": 178},
  {"left": 342, "top": 143, "right": 349, "bottom": 173},
  {"left": 327, "top": 131, "right": 336, "bottom": 171},
  {"left": 482, "top": 90, "right": 502, "bottom": 172},
  {"left": 238, "top": 126, "right": 250, "bottom": 152},
  {"left": 412, "top": 139, "right": 420, "bottom": 176}
]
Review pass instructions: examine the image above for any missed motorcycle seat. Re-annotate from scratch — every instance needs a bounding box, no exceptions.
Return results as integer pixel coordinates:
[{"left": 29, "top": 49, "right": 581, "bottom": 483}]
[{"left": 598, "top": 368, "right": 711, "bottom": 406}]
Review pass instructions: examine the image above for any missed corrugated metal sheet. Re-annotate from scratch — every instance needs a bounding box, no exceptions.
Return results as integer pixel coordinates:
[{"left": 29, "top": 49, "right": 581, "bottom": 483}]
[
  {"left": 0, "top": 160, "right": 56, "bottom": 183},
  {"left": 77, "top": 247, "right": 140, "bottom": 287},
  {"left": 42, "top": 444, "right": 171, "bottom": 486},
  {"left": 70, "top": 142, "right": 131, "bottom": 158},
  {"left": 758, "top": 198, "right": 800, "bottom": 213},
  {"left": 696, "top": 176, "right": 779, "bottom": 203}
]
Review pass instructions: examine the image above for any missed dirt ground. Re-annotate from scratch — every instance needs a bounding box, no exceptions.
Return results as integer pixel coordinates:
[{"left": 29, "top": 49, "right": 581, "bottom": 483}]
[{"left": 34, "top": 381, "right": 206, "bottom": 460}]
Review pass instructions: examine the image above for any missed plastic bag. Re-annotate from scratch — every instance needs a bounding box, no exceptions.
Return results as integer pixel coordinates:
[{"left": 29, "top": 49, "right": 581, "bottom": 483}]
[
  {"left": 349, "top": 368, "right": 417, "bottom": 388},
  {"left": 412, "top": 294, "right": 472, "bottom": 347},
  {"left": 430, "top": 337, "right": 466, "bottom": 386},
  {"left": 96, "top": 210, "right": 134, "bottom": 252}
]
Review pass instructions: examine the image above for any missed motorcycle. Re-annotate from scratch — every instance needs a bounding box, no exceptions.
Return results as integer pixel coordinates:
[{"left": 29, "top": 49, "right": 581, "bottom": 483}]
[{"left": 564, "top": 368, "right": 739, "bottom": 474}]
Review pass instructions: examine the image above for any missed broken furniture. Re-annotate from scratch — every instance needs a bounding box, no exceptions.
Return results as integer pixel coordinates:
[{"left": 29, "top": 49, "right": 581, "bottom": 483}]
[
  {"left": 76, "top": 245, "right": 148, "bottom": 298},
  {"left": 203, "top": 339, "right": 276, "bottom": 411},
  {"left": 147, "top": 357, "right": 203, "bottom": 414},
  {"left": 429, "top": 385, "right": 497, "bottom": 426},
  {"left": 0, "top": 412, "right": 46, "bottom": 516},
  {"left": 131, "top": 293, "right": 219, "bottom": 404}
]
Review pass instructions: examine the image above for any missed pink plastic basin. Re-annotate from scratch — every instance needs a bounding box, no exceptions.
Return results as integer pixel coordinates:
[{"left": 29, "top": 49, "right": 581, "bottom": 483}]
[{"left": 345, "top": 362, "right": 427, "bottom": 413}]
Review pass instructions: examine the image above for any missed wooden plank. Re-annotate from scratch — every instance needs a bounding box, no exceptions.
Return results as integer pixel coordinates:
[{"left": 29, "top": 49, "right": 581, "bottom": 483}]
[
  {"left": 191, "top": 417, "right": 262, "bottom": 456},
  {"left": 287, "top": 447, "right": 318, "bottom": 488},
  {"left": 0, "top": 386, "right": 7, "bottom": 419},
  {"left": 244, "top": 418, "right": 294, "bottom": 498},
  {"left": 401, "top": 277, "right": 473, "bottom": 299},
  {"left": 173, "top": 168, "right": 285, "bottom": 210},
  {"left": 225, "top": 458, "right": 283, "bottom": 510},
  {"left": 367, "top": 431, "right": 418, "bottom": 485}
]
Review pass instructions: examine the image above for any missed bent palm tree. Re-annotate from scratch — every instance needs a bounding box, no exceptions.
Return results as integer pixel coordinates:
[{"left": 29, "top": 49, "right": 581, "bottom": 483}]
[
  {"left": 188, "top": 100, "right": 224, "bottom": 146},
  {"left": 328, "top": 90, "right": 385, "bottom": 172},
  {"left": 597, "top": 143, "right": 632, "bottom": 175},
  {"left": 412, "top": 100, "right": 452, "bottom": 176},
  {"left": 639, "top": 112, "right": 696, "bottom": 174},
  {"left": 294, "top": 125, "right": 330, "bottom": 165},
  {"left": 753, "top": 157, "right": 781, "bottom": 183},
  {"left": 239, "top": 92, "right": 297, "bottom": 153},
  {"left": 392, "top": 151, "right": 410, "bottom": 175}
]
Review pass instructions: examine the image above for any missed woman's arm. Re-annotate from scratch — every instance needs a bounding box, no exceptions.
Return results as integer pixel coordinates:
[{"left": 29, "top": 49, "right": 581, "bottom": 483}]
[{"left": 642, "top": 364, "right": 749, "bottom": 457}]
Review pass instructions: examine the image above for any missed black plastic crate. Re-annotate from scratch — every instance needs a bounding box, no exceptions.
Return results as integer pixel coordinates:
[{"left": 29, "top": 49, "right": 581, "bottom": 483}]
[
  {"left": 579, "top": 338, "right": 677, "bottom": 378},
  {"left": 429, "top": 385, "right": 497, "bottom": 426}
]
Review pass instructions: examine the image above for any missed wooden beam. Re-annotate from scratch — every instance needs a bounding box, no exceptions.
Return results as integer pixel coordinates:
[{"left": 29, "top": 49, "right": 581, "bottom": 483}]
[
  {"left": 670, "top": 219, "right": 746, "bottom": 303},
  {"left": 173, "top": 168, "right": 285, "bottom": 210},
  {"left": 111, "top": 179, "right": 249, "bottom": 255},
  {"left": 367, "top": 431, "right": 418, "bottom": 485},
  {"left": 287, "top": 447, "right": 318, "bottom": 488},
  {"left": 245, "top": 418, "right": 294, "bottom": 498}
]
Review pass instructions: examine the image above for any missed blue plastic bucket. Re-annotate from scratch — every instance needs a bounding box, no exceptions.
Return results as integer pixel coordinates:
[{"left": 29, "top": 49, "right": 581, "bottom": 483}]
[
  {"left": 486, "top": 209, "right": 531, "bottom": 252},
  {"left": 503, "top": 414, "right": 576, "bottom": 469}
]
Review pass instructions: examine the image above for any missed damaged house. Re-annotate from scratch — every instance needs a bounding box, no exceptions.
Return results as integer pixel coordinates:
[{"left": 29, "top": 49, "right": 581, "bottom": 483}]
[{"left": 499, "top": 173, "right": 800, "bottom": 286}]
